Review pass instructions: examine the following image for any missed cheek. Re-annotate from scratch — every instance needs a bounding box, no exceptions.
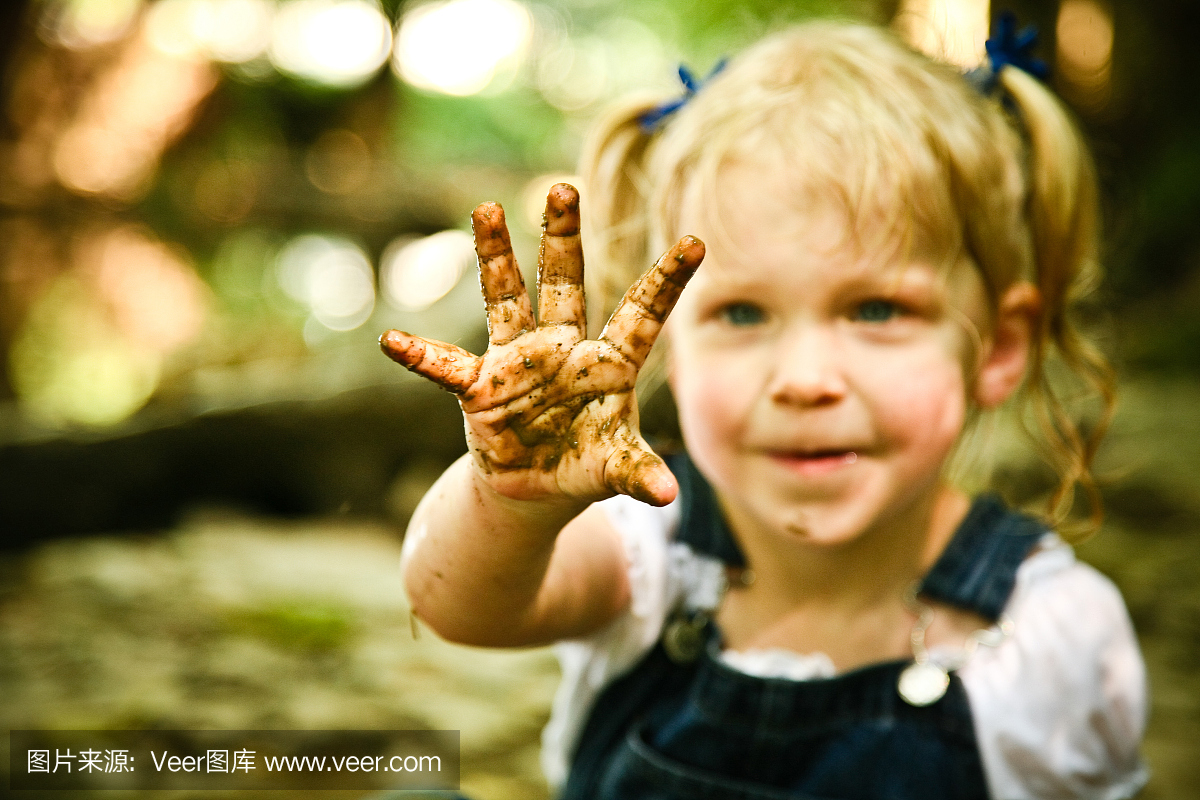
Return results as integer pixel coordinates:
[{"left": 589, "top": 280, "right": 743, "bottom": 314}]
[
  {"left": 669, "top": 343, "right": 759, "bottom": 446},
  {"left": 864, "top": 347, "right": 969, "bottom": 451}
]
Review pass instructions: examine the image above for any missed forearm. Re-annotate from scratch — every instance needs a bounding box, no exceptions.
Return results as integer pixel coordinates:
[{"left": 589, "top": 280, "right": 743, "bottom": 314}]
[{"left": 401, "top": 454, "right": 625, "bottom": 646}]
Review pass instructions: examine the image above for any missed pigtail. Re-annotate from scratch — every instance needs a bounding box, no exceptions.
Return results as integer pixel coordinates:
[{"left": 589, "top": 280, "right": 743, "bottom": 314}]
[
  {"left": 578, "top": 97, "right": 661, "bottom": 336},
  {"left": 1000, "top": 67, "right": 1116, "bottom": 539},
  {"left": 577, "top": 96, "right": 684, "bottom": 435}
]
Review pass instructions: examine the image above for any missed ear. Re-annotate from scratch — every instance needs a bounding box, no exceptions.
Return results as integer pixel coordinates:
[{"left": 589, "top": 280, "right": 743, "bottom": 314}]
[{"left": 974, "top": 282, "right": 1040, "bottom": 409}]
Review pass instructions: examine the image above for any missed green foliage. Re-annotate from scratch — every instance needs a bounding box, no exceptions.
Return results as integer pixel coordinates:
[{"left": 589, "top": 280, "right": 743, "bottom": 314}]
[{"left": 392, "top": 84, "right": 565, "bottom": 172}]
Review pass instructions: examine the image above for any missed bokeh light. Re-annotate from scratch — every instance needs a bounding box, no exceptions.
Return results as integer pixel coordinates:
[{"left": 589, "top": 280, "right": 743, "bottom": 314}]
[
  {"left": 145, "top": 0, "right": 275, "bottom": 63},
  {"left": 53, "top": 29, "right": 218, "bottom": 201},
  {"left": 895, "top": 0, "right": 990, "bottom": 68},
  {"left": 191, "top": 158, "right": 261, "bottom": 223},
  {"left": 92, "top": 227, "right": 209, "bottom": 354},
  {"left": 1056, "top": 0, "right": 1114, "bottom": 112},
  {"left": 45, "top": 0, "right": 143, "bottom": 50},
  {"left": 10, "top": 282, "right": 162, "bottom": 428},
  {"left": 533, "top": 17, "right": 670, "bottom": 111},
  {"left": 276, "top": 234, "right": 376, "bottom": 331},
  {"left": 304, "top": 129, "right": 372, "bottom": 195},
  {"left": 536, "top": 35, "right": 609, "bottom": 110},
  {"left": 268, "top": 0, "right": 393, "bottom": 88},
  {"left": 380, "top": 230, "right": 474, "bottom": 312},
  {"left": 393, "top": 0, "right": 532, "bottom": 96},
  {"left": 8, "top": 227, "right": 208, "bottom": 428}
]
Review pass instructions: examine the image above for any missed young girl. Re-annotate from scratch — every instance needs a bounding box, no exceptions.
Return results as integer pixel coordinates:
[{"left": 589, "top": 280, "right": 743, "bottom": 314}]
[{"left": 381, "top": 20, "right": 1147, "bottom": 800}]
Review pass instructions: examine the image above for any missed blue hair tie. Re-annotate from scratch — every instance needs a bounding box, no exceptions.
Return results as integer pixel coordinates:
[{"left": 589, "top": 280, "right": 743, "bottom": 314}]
[
  {"left": 967, "top": 11, "right": 1050, "bottom": 94},
  {"left": 638, "top": 60, "right": 728, "bottom": 133}
]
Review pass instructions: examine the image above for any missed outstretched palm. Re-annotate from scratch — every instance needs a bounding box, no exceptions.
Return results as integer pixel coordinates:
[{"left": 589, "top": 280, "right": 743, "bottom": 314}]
[{"left": 380, "top": 184, "right": 704, "bottom": 506}]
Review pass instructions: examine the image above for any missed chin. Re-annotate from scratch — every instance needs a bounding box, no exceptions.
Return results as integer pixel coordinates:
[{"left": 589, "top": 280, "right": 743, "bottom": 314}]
[
  {"left": 776, "top": 506, "right": 878, "bottom": 547},
  {"left": 761, "top": 473, "right": 916, "bottom": 548}
]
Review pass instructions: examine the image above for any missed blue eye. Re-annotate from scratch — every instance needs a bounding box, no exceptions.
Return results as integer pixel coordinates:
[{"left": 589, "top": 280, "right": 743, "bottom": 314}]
[
  {"left": 855, "top": 300, "right": 898, "bottom": 323},
  {"left": 719, "top": 302, "right": 766, "bottom": 326}
]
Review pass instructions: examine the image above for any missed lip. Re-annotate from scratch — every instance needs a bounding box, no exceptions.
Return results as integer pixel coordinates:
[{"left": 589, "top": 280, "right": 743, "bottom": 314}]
[{"left": 768, "top": 449, "right": 860, "bottom": 477}]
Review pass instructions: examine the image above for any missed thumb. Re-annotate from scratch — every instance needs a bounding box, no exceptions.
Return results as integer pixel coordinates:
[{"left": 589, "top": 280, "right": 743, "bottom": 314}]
[{"left": 604, "top": 439, "right": 678, "bottom": 507}]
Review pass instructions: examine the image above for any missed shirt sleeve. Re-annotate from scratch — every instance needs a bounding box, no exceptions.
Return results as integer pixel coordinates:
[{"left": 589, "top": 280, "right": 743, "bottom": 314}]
[{"left": 960, "top": 540, "right": 1149, "bottom": 800}]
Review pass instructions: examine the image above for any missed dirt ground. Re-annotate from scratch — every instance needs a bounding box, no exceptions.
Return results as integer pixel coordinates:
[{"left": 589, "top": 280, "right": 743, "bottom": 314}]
[
  {"left": 0, "top": 513, "right": 560, "bottom": 800},
  {"left": 2, "top": 375, "right": 1199, "bottom": 799}
]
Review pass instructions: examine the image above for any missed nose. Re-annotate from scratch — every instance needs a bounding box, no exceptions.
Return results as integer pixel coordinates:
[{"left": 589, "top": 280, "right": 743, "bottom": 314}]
[{"left": 767, "top": 324, "right": 847, "bottom": 407}]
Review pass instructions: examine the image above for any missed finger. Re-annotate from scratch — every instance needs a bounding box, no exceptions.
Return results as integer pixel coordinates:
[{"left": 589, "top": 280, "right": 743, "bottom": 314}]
[
  {"left": 604, "top": 438, "right": 678, "bottom": 507},
  {"left": 380, "top": 329, "right": 479, "bottom": 394},
  {"left": 601, "top": 235, "right": 705, "bottom": 368},
  {"left": 473, "top": 202, "right": 534, "bottom": 345},
  {"left": 537, "top": 184, "right": 586, "bottom": 332}
]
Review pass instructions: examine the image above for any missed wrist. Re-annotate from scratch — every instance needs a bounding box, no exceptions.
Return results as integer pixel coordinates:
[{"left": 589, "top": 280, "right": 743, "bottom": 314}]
[{"left": 463, "top": 456, "right": 594, "bottom": 532}]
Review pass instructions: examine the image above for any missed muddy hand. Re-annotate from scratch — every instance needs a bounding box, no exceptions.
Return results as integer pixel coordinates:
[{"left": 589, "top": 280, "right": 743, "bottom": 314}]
[{"left": 380, "top": 184, "right": 704, "bottom": 506}]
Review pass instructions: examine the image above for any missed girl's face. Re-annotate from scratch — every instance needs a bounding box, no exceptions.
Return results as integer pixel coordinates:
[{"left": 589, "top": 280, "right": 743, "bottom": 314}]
[{"left": 667, "top": 160, "right": 1001, "bottom": 547}]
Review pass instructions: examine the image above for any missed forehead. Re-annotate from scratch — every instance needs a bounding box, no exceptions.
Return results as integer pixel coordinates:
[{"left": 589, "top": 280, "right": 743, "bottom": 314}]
[{"left": 678, "top": 158, "right": 937, "bottom": 282}]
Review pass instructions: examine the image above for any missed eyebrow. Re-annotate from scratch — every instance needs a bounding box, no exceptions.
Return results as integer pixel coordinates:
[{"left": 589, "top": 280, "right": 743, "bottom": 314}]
[{"left": 688, "top": 242, "right": 954, "bottom": 301}]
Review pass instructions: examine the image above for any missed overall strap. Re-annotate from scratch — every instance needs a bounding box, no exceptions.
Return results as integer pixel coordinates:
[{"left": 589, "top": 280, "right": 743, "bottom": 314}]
[
  {"left": 668, "top": 452, "right": 746, "bottom": 568},
  {"left": 916, "top": 493, "right": 1048, "bottom": 622}
]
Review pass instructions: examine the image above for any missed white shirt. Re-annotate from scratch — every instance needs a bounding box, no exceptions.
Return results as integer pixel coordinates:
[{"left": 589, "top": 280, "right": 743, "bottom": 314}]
[{"left": 542, "top": 494, "right": 1149, "bottom": 799}]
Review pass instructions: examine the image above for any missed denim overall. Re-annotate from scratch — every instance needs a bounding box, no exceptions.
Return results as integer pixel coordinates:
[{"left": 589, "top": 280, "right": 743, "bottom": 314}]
[{"left": 560, "top": 453, "right": 1046, "bottom": 800}]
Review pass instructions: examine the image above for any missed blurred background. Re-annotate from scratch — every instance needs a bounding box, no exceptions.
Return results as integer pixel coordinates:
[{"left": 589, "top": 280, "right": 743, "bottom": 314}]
[{"left": 0, "top": 0, "right": 1197, "bottom": 797}]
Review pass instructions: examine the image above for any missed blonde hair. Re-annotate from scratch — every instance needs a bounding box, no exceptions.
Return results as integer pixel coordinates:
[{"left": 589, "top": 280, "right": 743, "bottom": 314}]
[{"left": 580, "top": 21, "right": 1114, "bottom": 539}]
